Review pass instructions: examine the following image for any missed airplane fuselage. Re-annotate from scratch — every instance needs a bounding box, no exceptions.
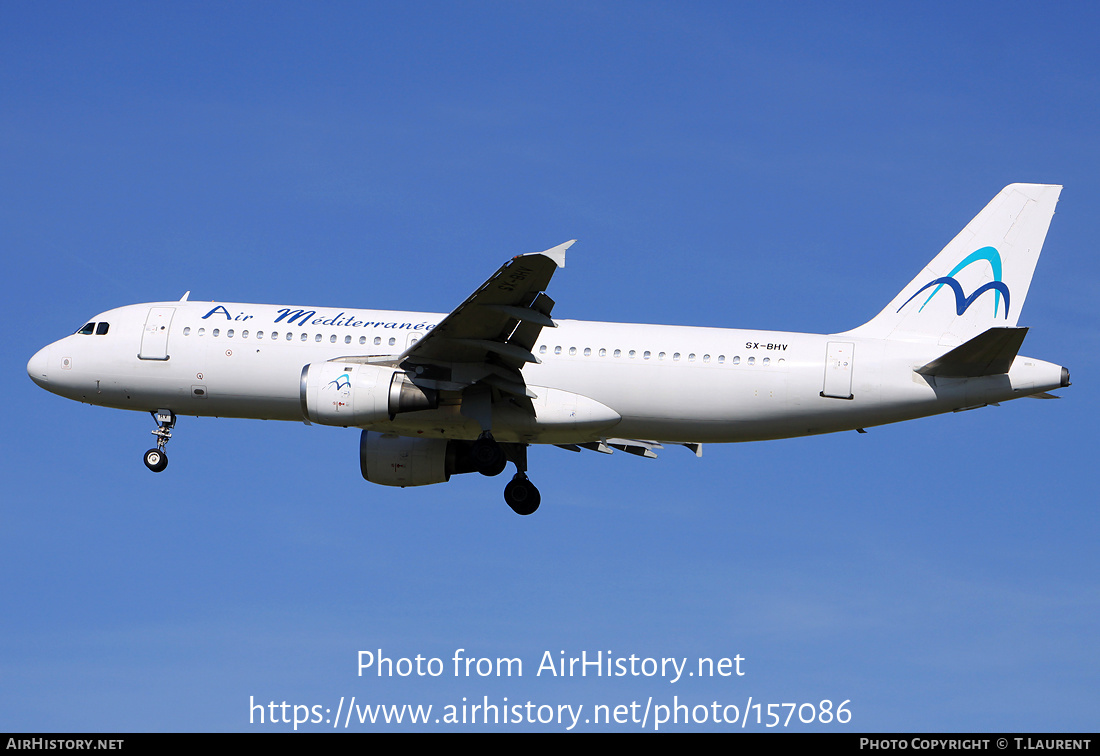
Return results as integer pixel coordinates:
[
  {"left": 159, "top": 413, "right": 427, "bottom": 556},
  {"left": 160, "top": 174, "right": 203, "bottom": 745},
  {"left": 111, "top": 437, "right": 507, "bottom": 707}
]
[
  {"left": 28, "top": 299, "right": 1067, "bottom": 445},
  {"left": 25, "top": 185, "right": 1071, "bottom": 514}
]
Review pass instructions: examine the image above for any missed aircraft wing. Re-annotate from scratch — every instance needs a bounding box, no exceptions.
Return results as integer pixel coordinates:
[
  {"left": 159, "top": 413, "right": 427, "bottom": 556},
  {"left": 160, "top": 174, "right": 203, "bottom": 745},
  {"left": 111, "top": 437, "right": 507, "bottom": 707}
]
[{"left": 394, "top": 241, "right": 574, "bottom": 396}]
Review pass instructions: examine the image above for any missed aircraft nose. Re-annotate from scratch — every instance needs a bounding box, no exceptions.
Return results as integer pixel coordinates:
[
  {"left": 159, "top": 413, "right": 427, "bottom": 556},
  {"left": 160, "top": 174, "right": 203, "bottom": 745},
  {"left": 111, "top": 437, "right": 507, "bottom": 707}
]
[{"left": 27, "top": 345, "right": 50, "bottom": 387}]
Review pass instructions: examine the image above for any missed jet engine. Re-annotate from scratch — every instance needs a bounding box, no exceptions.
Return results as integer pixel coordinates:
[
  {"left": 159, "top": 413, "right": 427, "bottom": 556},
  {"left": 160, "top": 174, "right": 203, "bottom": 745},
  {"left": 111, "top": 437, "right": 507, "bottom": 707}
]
[
  {"left": 300, "top": 362, "right": 437, "bottom": 426},
  {"left": 359, "top": 431, "right": 476, "bottom": 487}
]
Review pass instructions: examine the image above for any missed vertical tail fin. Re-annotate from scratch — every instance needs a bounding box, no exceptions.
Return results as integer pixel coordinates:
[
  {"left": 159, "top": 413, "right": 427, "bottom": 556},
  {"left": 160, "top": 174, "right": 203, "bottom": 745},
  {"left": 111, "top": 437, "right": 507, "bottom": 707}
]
[{"left": 844, "top": 183, "right": 1061, "bottom": 345}]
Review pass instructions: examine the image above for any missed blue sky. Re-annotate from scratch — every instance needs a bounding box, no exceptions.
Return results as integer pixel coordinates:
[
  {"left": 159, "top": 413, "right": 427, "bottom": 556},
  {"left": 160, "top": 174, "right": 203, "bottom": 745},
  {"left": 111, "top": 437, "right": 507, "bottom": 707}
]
[{"left": 2, "top": 2, "right": 1097, "bottom": 732}]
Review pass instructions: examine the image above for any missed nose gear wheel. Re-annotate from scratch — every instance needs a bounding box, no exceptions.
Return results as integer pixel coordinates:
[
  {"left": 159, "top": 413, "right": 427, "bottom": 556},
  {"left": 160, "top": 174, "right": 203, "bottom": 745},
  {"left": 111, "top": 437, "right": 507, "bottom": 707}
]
[{"left": 143, "top": 409, "right": 176, "bottom": 473}]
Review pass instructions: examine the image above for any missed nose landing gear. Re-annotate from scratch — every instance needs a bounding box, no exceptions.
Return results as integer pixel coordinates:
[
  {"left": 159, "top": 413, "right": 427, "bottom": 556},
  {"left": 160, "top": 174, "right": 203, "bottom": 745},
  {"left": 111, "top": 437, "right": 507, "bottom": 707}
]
[{"left": 143, "top": 409, "right": 175, "bottom": 473}]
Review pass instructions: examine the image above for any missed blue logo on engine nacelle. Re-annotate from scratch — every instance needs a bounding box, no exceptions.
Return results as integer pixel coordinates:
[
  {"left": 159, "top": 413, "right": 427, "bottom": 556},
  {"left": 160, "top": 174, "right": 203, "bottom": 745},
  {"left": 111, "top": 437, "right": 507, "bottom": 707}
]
[{"left": 326, "top": 373, "right": 351, "bottom": 391}]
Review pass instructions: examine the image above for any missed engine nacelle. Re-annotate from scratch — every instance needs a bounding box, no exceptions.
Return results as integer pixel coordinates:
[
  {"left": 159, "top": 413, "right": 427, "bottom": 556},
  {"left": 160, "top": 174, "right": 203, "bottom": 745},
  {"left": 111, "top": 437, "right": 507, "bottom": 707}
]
[
  {"left": 300, "top": 362, "right": 438, "bottom": 426},
  {"left": 360, "top": 431, "right": 474, "bottom": 487}
]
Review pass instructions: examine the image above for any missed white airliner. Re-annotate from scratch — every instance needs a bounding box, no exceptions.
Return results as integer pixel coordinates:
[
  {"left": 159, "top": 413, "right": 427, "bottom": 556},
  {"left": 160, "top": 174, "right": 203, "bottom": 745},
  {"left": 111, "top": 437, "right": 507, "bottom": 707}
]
[{"left": 27, "top": 184, "right": 1069, "bottom": 514}]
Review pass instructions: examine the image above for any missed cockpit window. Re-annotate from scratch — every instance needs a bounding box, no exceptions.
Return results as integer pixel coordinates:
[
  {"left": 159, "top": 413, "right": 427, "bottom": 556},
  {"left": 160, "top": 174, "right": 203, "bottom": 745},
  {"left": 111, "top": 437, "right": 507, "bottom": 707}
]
[
  {"left": 77, "top": 323, "right": 95, "bottom": 335},
  {"left": 96, "top": 322, "right": 109, "bottom": 335}
]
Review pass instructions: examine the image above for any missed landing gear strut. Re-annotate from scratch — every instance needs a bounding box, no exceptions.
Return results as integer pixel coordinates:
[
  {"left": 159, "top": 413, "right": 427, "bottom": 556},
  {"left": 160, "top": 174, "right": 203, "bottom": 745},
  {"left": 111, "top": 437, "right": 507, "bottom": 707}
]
[
  {"left": 467, "top": 431, "right": 540, "bottom": 514},
  {"left": 143, "top": 409, "right": 175, "bottom": 473},
  {"left": 501, "top": 443, "right": 540, "bottom": 515}
]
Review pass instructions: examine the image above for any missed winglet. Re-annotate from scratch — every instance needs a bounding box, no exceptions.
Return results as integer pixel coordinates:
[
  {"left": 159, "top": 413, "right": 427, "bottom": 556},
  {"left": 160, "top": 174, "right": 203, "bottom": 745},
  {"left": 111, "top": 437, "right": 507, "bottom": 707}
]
[{"left": 526, "top": 239, "right": 575, "bottom": 268}]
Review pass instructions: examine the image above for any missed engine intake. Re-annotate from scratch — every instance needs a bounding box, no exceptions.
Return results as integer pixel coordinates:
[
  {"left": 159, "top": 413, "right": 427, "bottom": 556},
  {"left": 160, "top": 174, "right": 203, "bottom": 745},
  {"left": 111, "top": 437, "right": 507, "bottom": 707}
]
[{"left": 300, "top": 362, "right": 438, "bottom": 426}]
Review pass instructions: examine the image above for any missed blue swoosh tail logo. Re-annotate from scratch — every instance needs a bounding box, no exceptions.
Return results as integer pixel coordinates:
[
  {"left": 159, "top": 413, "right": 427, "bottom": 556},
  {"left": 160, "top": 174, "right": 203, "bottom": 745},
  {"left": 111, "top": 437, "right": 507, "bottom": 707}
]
[
  {"left": 897, "top": 246, "right": 1010, "bottom": 318},
  {"left": 898, "top": 277, "right": 1011, "bottom": 317}
]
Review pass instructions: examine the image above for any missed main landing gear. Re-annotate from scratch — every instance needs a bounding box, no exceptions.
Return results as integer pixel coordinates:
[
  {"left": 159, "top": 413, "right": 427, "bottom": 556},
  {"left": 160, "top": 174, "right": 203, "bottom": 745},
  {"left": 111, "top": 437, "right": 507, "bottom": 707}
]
[
  {"left": 472, "top": 433, "right": 541, "bottom": 516},
  {"left": 470, "top": 432, "right": 508, "bottom": 477},
  {"left": 143, "top": 409, "right": 175, "bottom": 473},
  {"left": 504, "top": 473, "right": 540, "bottom": 516}
]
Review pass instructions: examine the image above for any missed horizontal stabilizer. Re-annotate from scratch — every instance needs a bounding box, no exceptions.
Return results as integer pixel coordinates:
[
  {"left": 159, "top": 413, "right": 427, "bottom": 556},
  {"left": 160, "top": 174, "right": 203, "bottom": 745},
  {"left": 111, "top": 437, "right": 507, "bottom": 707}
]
[{"left": 916, "top": 327, "right": 1027, "bottom": 378}]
